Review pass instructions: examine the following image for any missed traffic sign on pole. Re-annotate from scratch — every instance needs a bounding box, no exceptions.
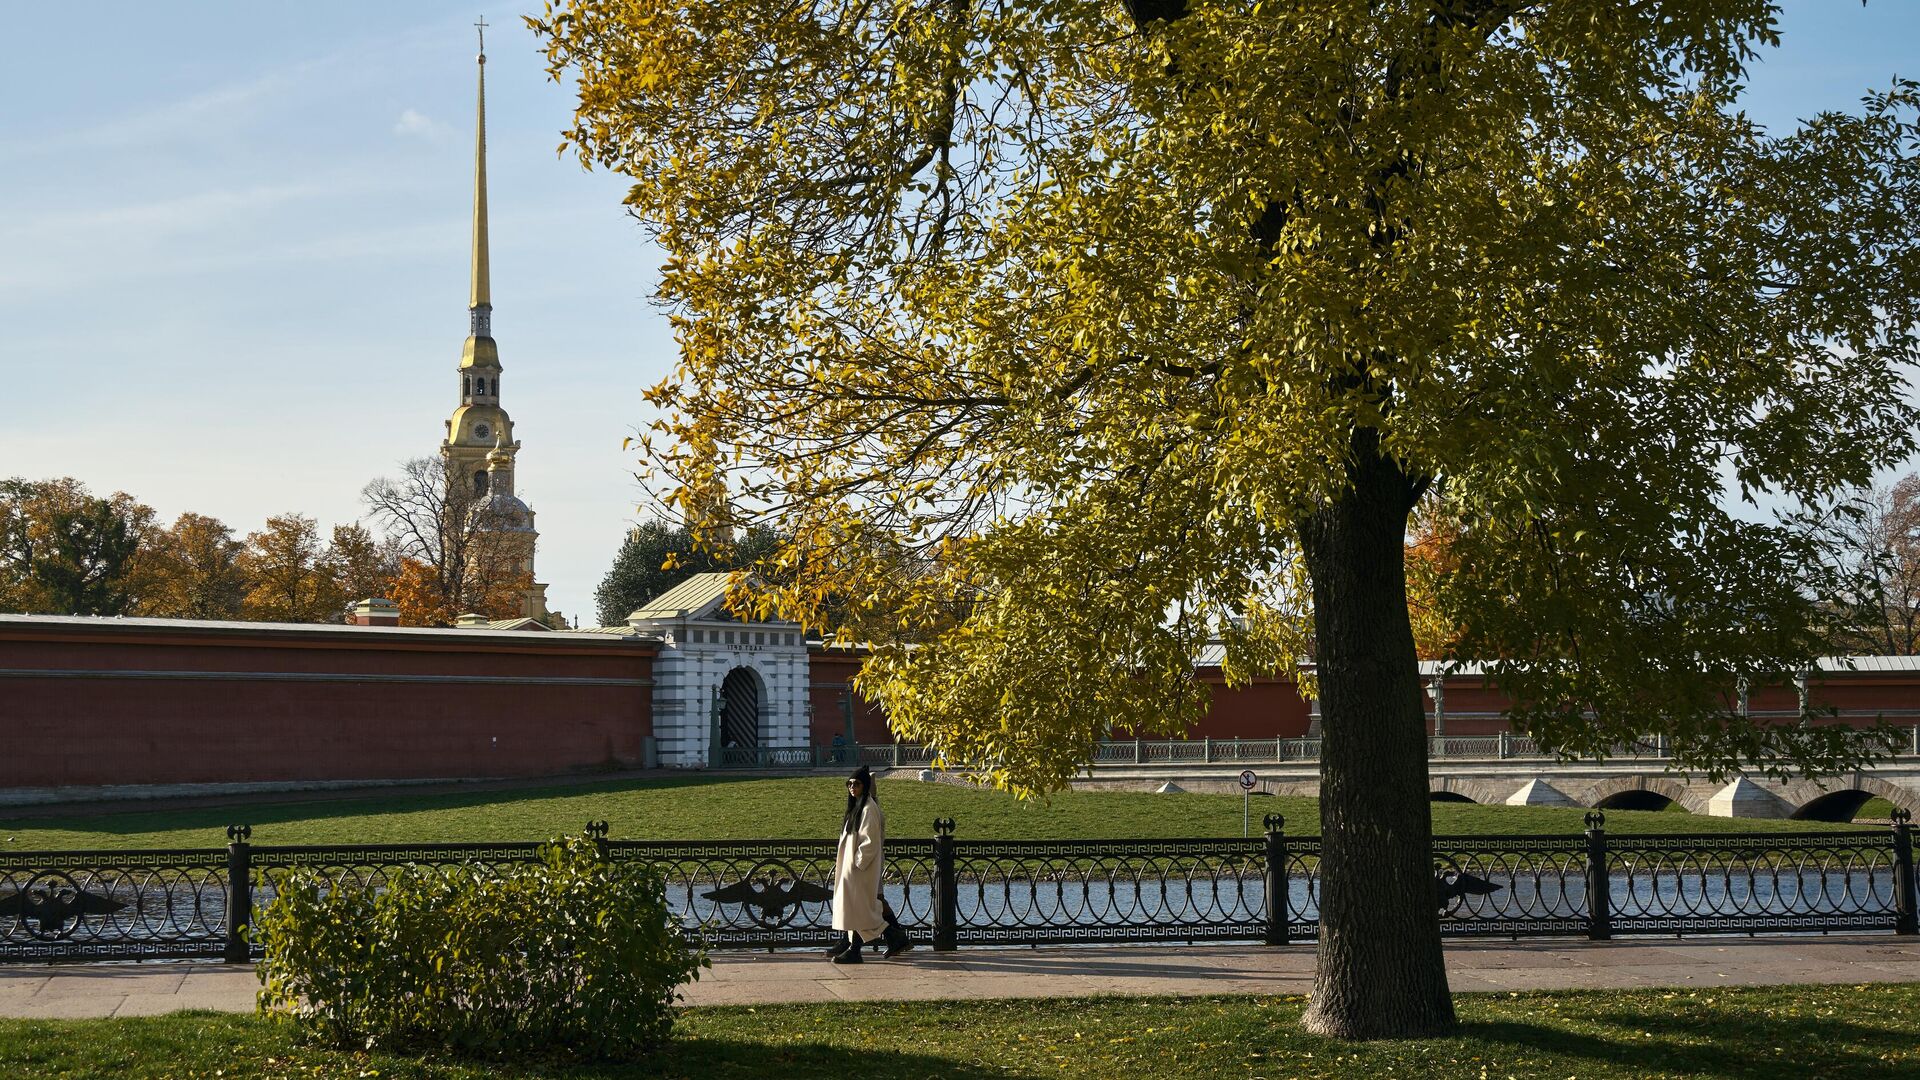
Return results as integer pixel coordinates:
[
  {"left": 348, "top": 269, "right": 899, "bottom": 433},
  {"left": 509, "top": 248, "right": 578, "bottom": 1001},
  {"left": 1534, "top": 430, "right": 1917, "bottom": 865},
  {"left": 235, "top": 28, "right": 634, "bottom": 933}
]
[{"left": 1240, "top": 771, "right": 1257, "bottom": 836}]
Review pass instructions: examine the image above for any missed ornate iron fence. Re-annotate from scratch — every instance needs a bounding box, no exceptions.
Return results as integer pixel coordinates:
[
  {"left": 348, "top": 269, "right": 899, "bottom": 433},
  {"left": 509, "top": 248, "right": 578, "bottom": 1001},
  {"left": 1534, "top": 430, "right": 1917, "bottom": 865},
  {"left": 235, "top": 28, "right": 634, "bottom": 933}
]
[
  {"left": 940, "top": 833, "right": 1267, "bottom": 946},
  {"left": 0, "top": 846, "right": 229, "bottom": 961},
  {"left": 1604, "top": 829, "right": 1905, "bottom": 935},
  {"left": 604, "top": 836, "right": 938, "bottom": 950},
  {"left": 3, "top": 813, "right": 1915, "bottom": 962}
]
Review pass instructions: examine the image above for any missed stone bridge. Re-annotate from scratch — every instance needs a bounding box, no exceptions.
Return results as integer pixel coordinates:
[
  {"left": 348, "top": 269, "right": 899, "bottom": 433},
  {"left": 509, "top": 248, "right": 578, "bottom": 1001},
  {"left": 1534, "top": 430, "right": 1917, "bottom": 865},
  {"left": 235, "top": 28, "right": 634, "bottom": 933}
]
[{"left": 1067, "top": 756, "right": 1920, "bottom": 820}]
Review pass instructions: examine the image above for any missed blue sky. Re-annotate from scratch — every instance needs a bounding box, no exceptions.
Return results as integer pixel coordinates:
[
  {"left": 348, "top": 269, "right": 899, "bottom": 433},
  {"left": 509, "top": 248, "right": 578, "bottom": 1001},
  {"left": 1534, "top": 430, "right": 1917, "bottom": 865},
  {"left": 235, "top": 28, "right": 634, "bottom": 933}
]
[{"left": 2, "top": 2, "right": 1917, "bottom": 623}]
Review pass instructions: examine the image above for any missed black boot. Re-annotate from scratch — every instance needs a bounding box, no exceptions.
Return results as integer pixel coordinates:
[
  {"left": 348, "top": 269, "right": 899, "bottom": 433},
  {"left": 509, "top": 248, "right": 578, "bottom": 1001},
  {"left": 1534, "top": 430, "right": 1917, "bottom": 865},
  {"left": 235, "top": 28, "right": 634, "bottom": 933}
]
[
  {"left": 832, "top": 934, "right": 865, "bottom": 964},
  {"left": 883, "top": 920, "right": 913, "bottom": 959},
  {"left": 825, "top": 932, "right": 851, "bottom": 959}
]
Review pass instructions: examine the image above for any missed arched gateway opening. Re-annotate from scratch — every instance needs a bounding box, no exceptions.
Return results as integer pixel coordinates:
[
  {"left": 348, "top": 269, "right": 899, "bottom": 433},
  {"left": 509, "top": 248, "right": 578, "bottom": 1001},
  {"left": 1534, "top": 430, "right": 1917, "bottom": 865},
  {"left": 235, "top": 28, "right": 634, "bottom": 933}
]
[{"left": 719, "top": 666, "right": 764, "bottom": 750}]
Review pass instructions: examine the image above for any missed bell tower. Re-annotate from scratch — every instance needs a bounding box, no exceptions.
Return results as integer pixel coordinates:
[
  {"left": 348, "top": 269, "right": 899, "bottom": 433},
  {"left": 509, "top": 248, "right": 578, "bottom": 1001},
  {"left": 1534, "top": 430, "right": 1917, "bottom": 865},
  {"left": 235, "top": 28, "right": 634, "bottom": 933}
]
[{"left": 439, "top": 19, "right": 549, "bottom": 621}]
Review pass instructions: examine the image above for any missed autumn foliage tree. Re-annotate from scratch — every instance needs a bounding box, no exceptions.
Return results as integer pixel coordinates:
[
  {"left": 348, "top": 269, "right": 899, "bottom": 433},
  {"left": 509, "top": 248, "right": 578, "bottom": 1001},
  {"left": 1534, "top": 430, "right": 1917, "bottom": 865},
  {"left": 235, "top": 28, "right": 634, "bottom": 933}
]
[
  {"left": 0, "top": 477, "right": 154, "bottom": 616},
  {"left": 1405, "top": 504, "right": 1463, "bottom": 661},
  {"left": 362, "top": 457, "right": 532, "bottom": 626},
  {"left": 324, "top": 523, "right": 400, "bottom": 609},
  {"left": 1830, "top": 475, "right": 1920, "bottom": 655},
  {"left": 2, "top": 477, "right": 403, "bottom": 625},
  {"left": 539, "top": 1, "right": 1920, "bottom": 1037},
  {"left": 239, "top": 514, "right": 344, "bottom": 623},
  {"left": 142, "top": 512, "right": 249, "bottom": 619}
]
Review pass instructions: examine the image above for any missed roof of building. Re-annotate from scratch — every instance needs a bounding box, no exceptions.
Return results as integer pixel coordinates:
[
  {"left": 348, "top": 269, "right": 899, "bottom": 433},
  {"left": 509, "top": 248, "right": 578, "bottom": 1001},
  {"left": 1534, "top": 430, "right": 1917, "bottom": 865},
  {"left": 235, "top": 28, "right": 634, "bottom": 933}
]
[
  {"left": 0, "top": 613, "right": 654, "bottom": 649},
  {"left": 485, "top": 617, "right": 549, "bottom": 632},
  {"left": 557, "top": 623, "right": 654, "bottom": 637},
  {"left": 623, "top": 572, "right": 792, "bottom": 625}
]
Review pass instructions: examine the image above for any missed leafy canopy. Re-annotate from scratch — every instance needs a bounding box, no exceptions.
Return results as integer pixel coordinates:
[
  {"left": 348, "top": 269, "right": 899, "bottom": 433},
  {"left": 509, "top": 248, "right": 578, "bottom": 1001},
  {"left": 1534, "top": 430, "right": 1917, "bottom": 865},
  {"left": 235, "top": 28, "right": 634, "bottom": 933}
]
[
  {"left": 537, "top": 1, "right": 1920, "bottom": 794},
  {"left": 595, "top": 520, "right": 783, "bottom": 626}
]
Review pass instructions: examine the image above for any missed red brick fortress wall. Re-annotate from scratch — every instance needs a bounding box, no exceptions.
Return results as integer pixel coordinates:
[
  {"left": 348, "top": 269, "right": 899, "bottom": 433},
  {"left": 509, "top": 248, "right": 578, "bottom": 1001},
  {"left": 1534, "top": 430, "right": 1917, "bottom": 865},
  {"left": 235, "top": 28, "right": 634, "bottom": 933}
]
[
  {"left": 0, "top": 617, "right": 657, "bottom": 788},
  {"left": 1189, "top": 674, "right": 1314, "bottom": 738},
  {"left": 806, "top": 648, "right": 892, "bottom": 746}
]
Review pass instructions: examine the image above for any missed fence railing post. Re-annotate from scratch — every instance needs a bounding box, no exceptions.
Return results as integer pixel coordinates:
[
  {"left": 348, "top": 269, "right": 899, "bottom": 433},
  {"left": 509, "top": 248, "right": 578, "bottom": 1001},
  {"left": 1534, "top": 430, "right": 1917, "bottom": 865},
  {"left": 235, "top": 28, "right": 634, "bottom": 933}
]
[
  {"left": 224, "top": 824, "right": 253, "bottom": 963},
  {"left": 890, "top": 742, "right": 901, "bottom": 767},
  {"left": 1498, "top": 731, "right": 1511, "bottom": 759},
  {"left": 1894, "top": 808, "right": 1917, "bottom": 936},
  {"left": 1203, "top": 737, "right": 1212, "bottom": 763},
  {"left": 1262, "top": 814, "right": 1289, "bottom": 946},
  {"left": 1584, "top": 811, "right": 1611, "bottom": 941},
  {"left": 585, "top": 819, "right": 610, "bottom": 861},
  {"left": 1134, "top": 737, "right": 1143, "bottom": 764},
  {"left": 932, "top": 818, "right": 958, "bottom": 952}
]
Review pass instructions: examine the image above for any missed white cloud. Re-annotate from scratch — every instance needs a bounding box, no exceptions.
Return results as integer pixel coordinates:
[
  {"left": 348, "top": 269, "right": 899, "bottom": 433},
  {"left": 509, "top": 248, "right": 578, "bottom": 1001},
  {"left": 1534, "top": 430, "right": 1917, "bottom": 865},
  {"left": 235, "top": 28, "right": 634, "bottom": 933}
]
[{"left": 392, "top": 108, "right": 446, "bottom": 139}]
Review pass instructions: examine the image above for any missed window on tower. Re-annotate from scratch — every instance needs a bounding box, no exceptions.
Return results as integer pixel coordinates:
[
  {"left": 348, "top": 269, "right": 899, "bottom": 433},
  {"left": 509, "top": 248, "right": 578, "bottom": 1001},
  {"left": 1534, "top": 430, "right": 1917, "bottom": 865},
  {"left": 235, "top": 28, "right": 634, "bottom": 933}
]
[
  {"left": 464, "top": 376, "right": 472, "bottom": 397},
  {"left": 474, "top": 471, "right": 488, "bottom": 495}
]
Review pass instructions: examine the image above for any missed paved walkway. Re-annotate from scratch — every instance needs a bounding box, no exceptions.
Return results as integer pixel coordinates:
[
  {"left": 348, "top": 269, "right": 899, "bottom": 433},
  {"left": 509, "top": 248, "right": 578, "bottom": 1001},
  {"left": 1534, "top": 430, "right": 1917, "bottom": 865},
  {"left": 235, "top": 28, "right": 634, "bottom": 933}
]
[{"left": 5, "top": 937, "right": 1920, "bottom": 1019}]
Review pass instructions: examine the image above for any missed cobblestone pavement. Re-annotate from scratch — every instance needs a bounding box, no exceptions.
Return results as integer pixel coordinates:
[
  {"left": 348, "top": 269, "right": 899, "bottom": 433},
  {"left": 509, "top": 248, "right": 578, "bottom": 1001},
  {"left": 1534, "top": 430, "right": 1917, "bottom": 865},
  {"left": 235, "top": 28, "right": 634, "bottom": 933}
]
[{"left": 5, "top": 937, "right": 1919, "bottom": 1019}]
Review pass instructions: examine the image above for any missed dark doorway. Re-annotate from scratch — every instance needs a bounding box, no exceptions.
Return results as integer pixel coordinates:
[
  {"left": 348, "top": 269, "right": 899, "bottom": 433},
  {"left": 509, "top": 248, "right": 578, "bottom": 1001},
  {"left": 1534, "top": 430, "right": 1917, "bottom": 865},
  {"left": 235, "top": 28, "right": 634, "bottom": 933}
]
[{"left": 720, "top": 666, "right": 762, "bottom": 749}]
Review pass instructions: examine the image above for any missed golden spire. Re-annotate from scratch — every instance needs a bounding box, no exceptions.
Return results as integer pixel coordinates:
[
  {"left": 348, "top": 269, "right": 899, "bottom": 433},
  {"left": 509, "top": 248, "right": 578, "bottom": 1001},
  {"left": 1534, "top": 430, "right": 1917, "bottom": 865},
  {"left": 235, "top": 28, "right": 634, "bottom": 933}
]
[{"left": 469, "top": 16, "right": 491, "bottom": 331}]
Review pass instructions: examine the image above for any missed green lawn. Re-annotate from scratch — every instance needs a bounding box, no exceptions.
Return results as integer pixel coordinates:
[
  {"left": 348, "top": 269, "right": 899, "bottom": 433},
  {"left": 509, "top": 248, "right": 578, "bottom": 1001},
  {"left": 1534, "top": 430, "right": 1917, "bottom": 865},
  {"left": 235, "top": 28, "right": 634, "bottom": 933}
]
[
  {"left": 0, "top": 776, "right": 1878, "bottom": 851},
  {"left": 3, "top": 986, "right": 1916, "bottom": 1078}
]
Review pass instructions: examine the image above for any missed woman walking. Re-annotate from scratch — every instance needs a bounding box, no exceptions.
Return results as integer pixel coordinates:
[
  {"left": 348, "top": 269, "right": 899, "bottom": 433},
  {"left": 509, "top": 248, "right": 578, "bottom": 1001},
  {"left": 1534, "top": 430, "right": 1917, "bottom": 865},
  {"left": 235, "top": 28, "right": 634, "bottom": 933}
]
[{"left": 830, "top": 765, "right": 909, "bottom": 963}]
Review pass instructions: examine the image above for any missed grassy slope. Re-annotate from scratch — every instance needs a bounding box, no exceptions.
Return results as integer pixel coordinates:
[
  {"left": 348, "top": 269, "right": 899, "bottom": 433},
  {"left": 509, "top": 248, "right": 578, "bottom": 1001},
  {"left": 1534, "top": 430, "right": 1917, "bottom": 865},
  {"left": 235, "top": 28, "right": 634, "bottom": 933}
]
[
  {"left": 2, "top": 986, "right": 1916, "bottom": 1078},
  {"left": 0, "top": 776, "right": 1877, "bottom": 851}
]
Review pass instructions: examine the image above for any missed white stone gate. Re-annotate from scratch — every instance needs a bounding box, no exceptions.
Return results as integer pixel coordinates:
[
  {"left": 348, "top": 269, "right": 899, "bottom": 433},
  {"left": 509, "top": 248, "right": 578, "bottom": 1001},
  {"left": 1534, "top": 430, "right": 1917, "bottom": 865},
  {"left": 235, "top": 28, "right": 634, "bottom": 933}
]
[{"left": 624, "top": 573, "right": 809, "bottom": 766}]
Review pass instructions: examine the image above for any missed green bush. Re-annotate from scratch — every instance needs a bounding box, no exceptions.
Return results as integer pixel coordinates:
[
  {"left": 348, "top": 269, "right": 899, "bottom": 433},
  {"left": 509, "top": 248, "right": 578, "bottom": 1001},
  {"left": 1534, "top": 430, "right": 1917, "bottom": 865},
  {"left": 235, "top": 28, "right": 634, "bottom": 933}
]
[{"left": 253, "top": 835, "right": 707, "bottom": 1060}]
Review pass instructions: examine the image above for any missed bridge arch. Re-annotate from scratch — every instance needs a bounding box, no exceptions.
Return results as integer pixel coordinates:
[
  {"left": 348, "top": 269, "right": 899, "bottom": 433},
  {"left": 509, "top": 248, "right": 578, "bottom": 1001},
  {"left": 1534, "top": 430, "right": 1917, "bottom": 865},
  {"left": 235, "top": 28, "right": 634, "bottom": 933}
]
[
  {"left": 1786, "top": 777, "right": 1919, "bottom": 822},
  {"left": 1585, "top": 776, "right": 1697, "bottom": 814},
  {"left": 1429, "top": 777, "right": 1509, "bottom": 805}
]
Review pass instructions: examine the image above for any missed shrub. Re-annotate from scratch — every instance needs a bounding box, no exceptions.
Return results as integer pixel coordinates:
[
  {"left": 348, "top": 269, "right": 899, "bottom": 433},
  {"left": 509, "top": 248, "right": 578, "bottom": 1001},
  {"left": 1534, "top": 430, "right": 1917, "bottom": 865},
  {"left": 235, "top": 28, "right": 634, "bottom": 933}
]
[{"left": 253, "top": 835, "right": 707, "bottom": 1060}]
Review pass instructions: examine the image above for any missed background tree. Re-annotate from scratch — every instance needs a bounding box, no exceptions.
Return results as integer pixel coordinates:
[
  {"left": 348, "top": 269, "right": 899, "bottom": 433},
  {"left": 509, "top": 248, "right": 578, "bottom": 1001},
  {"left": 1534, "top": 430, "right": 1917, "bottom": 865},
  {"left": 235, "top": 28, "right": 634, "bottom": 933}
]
[
  {"left": 1828, "top": 475, "right": 1920, "bottom": 655},
  {"left": 540, "top": 0, "right": 1920, "bottom": 1037},
  {"left": 0, "top": 477, "right": 153, "bottom": 615},
  {"left": 1405, "top": 504, "right": 1463, "bottom": 661},
  {"left": 387, "top": 558, "right": 454, "bottom": 627},
  {"left": 0, "top": 480, "right": 38, "bottom": 612},
  {"left": 363, "top": 458, "right": 529, "bottom": 626},
  {"left": 239, "top": 513, "right": 344, "bottom": 623},
  {"left": 140, "top": 512, "right": 248, "bottom": 619},
  {"left": 594, "top": 520, "right": 782, "bottom": 626},
  {"left": 323, "top": 523, "right": 400, "bottom": 610}
]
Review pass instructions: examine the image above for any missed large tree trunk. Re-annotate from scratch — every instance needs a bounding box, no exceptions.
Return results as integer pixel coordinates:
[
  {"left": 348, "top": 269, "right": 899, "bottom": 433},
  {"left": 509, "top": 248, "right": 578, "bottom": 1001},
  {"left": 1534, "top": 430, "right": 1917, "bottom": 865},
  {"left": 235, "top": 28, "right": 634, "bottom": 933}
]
[{"left": 1297, "top": 436, "right": 1454, "bottom": 1039}]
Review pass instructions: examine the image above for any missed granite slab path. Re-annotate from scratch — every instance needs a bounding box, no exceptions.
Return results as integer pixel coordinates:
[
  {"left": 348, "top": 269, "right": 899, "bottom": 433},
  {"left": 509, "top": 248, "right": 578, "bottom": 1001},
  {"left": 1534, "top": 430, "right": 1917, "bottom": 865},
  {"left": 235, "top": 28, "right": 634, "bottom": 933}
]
[{"left": 5, "top": 937, "right": 1920, "bottom": 1020}]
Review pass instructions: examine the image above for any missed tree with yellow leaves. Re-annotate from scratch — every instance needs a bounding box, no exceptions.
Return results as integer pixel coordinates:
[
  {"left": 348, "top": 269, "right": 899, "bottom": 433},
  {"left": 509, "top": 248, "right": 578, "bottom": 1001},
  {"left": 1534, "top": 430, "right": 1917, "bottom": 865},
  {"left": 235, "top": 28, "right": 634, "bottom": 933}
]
[
  {"left": 537, "top": 1, "right": 1920, "bottom": 1037},
  {"left": 140, "top": 512, "right": 249, "bottom": 620},
  {"left": 239, "top": 514, "right": 344, "bottom": 623}
]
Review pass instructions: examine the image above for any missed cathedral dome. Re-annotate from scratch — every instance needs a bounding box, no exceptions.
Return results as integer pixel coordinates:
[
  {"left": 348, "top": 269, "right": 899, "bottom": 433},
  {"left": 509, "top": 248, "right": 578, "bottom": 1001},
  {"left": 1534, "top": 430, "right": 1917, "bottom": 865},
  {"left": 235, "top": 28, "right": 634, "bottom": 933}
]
[
  {"left": 476, "top": 491, "right": 536, "bottom": 530},
  {"left": 460, "top": 335, "right": 500, "bottom": 369}
]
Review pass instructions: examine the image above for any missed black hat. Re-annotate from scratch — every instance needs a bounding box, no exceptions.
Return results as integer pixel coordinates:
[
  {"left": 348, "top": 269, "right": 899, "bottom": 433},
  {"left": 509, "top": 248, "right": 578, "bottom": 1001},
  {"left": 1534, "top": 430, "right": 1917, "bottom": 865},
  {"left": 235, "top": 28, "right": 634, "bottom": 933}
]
[{"left": 843, "top": 765, "right": 875, "bottom": 834}]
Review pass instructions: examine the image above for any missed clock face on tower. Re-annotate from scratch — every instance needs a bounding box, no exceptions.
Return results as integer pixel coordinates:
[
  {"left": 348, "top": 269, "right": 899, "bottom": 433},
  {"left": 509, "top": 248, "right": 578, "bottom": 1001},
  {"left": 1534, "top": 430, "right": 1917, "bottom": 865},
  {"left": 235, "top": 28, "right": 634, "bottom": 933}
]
[{"left": 474, "top": 423, "right": 492, "bottom": 441}]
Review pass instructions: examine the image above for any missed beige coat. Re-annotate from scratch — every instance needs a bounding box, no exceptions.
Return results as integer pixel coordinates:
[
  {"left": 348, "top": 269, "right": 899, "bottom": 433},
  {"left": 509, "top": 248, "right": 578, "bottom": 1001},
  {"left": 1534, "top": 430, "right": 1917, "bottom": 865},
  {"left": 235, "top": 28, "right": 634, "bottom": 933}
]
[{"left": 831, "top": 799, "right": 888, "bottom": 940}]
